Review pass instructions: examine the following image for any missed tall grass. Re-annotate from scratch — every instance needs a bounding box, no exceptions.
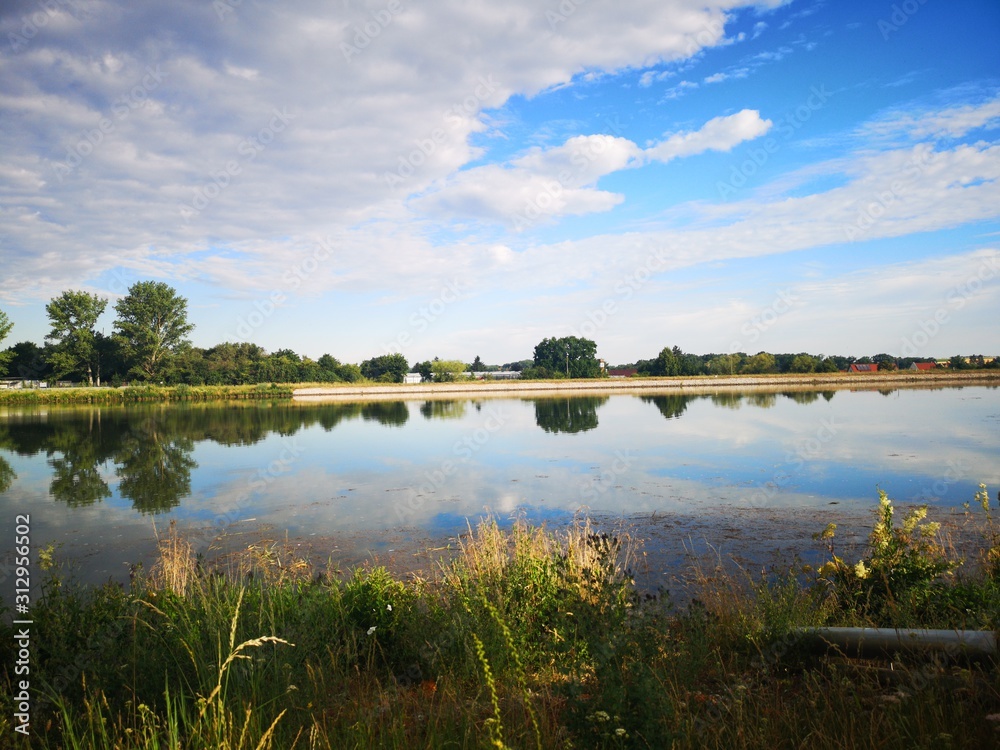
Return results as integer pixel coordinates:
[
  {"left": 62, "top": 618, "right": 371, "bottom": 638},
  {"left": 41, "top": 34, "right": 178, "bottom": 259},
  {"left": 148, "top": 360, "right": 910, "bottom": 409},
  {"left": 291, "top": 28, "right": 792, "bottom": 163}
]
[
  {"left": 2, "top": 490, "right": 1000, "bottom": 748},
  {"left": 0, "top": 383, "right": 293, "bottom": 405}
]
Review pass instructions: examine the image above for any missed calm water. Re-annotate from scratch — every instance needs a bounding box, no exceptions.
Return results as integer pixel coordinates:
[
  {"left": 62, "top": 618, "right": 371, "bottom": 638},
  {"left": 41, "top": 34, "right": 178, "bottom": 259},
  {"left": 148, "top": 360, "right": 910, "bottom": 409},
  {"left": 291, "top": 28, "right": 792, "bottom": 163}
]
[{"left": 1, "top": 386, "right": 998, "bottom": 584}]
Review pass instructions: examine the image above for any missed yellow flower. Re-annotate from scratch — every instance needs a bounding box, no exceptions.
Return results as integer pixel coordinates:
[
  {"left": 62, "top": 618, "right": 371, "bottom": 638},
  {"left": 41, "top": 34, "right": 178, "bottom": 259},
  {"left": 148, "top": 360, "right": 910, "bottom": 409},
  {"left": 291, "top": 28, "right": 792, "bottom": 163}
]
[{"left": 854, "top": 560, "right": 869, "bottom": 580}]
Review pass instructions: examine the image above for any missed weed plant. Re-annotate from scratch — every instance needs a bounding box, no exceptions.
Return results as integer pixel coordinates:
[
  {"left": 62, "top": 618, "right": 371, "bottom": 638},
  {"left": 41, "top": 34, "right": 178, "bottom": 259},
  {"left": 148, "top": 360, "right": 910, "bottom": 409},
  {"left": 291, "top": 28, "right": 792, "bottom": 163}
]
[{"left": 1, "top": 490, "right": 999, "bottom": 748}]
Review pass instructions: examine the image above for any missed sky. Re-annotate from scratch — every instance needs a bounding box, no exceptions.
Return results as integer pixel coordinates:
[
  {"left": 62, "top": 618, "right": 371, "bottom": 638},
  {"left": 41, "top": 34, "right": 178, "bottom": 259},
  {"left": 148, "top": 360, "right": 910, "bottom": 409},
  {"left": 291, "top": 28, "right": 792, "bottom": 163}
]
[{"left": 1, "top": 0, "right": 999, "bottom": 366}]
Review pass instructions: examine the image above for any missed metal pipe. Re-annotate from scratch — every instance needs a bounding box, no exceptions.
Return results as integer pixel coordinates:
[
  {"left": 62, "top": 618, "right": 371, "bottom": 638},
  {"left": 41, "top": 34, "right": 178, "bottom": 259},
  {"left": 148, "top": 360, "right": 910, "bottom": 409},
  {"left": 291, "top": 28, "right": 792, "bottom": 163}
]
[{"left": 791, "top": 627, "right": 998, "bottom": 658}]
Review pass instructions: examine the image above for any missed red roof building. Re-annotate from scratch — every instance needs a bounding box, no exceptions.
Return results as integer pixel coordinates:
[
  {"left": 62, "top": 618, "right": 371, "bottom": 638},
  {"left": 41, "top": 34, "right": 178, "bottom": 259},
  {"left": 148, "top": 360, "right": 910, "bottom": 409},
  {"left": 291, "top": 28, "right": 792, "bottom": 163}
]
[
  {"left": 848, "top": 363, "right": 879, "bottom": 373},
  {"left": 910, "top": 362, "right": 936, "bottom": 371}
]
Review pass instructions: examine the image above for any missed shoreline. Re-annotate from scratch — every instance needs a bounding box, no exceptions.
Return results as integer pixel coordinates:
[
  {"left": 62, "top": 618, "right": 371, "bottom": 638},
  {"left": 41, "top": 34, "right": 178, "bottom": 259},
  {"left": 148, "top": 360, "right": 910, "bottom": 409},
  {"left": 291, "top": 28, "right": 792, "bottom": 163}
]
[{"left": 293, "top": 370, "right": 1000, "bottom": 401}]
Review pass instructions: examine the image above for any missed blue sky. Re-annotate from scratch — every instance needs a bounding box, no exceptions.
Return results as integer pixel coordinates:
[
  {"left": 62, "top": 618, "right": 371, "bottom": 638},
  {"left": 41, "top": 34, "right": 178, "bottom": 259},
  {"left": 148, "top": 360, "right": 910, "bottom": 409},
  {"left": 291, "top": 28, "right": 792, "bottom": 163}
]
[{"left": 1, "top": 0, "right": 998, "bottom": 365}]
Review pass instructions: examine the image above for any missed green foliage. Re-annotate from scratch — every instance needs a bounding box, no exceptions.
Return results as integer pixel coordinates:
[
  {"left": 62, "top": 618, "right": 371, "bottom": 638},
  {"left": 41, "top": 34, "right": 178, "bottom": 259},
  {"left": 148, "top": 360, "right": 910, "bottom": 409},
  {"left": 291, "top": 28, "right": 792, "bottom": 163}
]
[
  {"left": 706, "top": 353, "right": 741, "bottom": 375},
  {"left": 10, "top": 502, "right": 1000, "bottom": 749},
  {"left": 817, "top": 489, "right": 958, "bottom": 624},
  {"left": 359, "top": 352, "right": 408, "bottom": 383},
  {"left": 45, "top": 290, "right": 109, "bottom": 385},
  {"left": 113, "top": 281, "right": 194, "bottom": 381},
  {"left": 533, "top": 335, "right": 601, "bottom": 378},
  {"left": 0, "top": 308, "right": 13, "bottom": 375},
  {"left": 789, "top": 353, "right": 818, "bottom": 373},
  {"left": 430, "top": 358, "right": 466, "bottom": 381}
]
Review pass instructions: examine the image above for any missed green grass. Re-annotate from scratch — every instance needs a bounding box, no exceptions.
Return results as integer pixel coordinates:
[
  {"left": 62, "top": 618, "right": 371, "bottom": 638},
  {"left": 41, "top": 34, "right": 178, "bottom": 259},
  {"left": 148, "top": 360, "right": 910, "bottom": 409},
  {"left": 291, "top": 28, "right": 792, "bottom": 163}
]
[
  {"left": 2, "top": 491, "right": 1000, "bottom": 748},
  {"left": 0, "top": 383, "right": 294, "bottom": 404}
]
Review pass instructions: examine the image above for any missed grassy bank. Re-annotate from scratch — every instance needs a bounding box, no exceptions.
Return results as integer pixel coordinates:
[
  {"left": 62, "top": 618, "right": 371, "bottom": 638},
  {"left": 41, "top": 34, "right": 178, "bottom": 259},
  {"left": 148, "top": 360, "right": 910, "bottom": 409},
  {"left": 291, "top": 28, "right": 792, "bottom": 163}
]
[
  {"left": 0, "top": 383, "right": 294, "bottom": 405},
  {"left": 3, "top": 488, "right": 1000, "bottom": 748}
]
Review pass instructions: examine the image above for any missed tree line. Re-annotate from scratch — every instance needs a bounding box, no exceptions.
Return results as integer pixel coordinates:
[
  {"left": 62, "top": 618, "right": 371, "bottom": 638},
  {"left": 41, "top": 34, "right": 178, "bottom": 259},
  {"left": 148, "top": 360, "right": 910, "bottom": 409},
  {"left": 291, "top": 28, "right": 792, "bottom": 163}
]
[{"left": 0, "top": 289, "right": 996, "bottom": 387}]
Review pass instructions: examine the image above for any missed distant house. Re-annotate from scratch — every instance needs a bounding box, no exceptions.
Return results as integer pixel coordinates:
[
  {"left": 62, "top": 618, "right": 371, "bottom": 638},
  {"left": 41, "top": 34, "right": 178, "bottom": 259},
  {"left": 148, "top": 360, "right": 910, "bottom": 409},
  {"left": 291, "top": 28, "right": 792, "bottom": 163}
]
[
  {"left": 910, "top": 362, "right": 936, "bottom": 372},
  {"left": 403, "top": 373, "right": 423, "bottom": 384},
  {"left": 608, "top": 368, "right": 638, "bottom": 378},
  {"left": 848, "top": 363, "right": 879, "bottom": 373}
]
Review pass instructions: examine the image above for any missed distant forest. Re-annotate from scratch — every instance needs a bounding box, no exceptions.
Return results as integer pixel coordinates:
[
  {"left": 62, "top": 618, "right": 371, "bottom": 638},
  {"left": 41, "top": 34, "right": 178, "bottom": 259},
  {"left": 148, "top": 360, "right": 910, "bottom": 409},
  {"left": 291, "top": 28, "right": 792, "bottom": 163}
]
[{"left": 0, "top": 288, "right": 996, "bottom": 387}]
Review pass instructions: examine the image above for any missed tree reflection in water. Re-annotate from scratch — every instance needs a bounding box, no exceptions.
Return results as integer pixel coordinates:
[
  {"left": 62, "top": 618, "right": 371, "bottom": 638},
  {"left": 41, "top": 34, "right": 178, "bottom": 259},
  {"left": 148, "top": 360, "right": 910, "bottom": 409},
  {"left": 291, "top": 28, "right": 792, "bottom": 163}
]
[
  {"left": 0, "top": 401, "right": 419, "bottom": 515},
  {"left": 532, "top": 397, "right": 608, "bottom": 434}
]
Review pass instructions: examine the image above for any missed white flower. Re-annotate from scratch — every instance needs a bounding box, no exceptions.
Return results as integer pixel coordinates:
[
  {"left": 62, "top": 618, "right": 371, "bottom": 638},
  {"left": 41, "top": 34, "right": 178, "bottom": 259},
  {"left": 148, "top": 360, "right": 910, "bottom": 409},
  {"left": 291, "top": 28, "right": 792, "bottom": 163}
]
[
  {"left": 615, "top": 728, "right": 627, "bottom": 737},
  {"left": 367, "top": 626, "right": 377, "bottom": 636},
  {"left": 854, "top": 560, "right": 869, "bottom": 580},
  {"left": 387, "top": 604, "right": 392, "bottom": 611}
]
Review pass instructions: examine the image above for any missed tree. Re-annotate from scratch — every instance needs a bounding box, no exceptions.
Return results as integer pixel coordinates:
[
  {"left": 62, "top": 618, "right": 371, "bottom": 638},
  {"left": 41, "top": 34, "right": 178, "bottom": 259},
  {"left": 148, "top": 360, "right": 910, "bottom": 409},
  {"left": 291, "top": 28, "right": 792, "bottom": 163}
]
[
  {"left": 431, "top": 359, "right": 466, "bottom": 382},
  {"left": 789, "top": 354, "right": 818, "bottom": 373},
  {"left": 653, "top": 346, "right": 682, "bottom": 376},
  {"left": 470, "top": 355, "right": 484, "bottom": 372},
  {"left": 360, "top": 353, "right": 409, "bottom": 383},
  {"left": 0, "top": 308, "right": 13, "bottom": 375},
  {"left": 414, "top": 360, "right": 434, "bottom": 382},
  {"left": 45, "top": 290, "right": 108, "bottom": 385},
  {"left": 533, "top": 336, "right": 601, "bottom": 378},
  {"left": 706, "top": 353, "right": 741, "bottom": 375},
  {"left": 872, "top": 353, "right": 898, "bottom": 371},
  {"left": 2, "top": 341, "right": 50, "bottom": 381},
  {"left": 742, "top": 352, "right": 777, "bottom": 374},
  {"left": 113, "top": 281, "right": 194, "bottom": 381}
]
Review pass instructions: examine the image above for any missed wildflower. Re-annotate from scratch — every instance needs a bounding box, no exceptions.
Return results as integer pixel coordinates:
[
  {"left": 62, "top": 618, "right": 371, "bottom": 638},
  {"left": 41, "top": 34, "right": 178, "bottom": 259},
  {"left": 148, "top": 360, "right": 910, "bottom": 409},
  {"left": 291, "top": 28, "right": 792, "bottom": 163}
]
[
  {"left": 615, "top": 727, "right": 627, "bottom": 737},
  {"left": 817, "top": 561, "right": 839, "bottom": 578},
  {"left": 387, "top": 604, "right": 392, "bottom": 611},
  {"left": 594, "top": 710, "right": 610, "bottom": 722},
  {"left": 367, "top": 626, "right": 377, "bottom": 636},
  {"left": 854, "top": 560, "right": 869, "bottom": 579}
]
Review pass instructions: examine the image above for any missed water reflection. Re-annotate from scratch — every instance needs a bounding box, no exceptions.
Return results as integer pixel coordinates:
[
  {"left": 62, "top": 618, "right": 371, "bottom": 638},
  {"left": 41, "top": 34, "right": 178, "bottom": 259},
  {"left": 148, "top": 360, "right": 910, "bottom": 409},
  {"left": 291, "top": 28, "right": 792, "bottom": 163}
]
[
  {"left": 532, "top": 396, "right": 608, "bottom": 434},
  {"left": 115, "top": 420, "right": 197, "bottom": 514},
  {"left": 0, "top": 401, "right": 416, "bottom": 515},
  {"left": 640, "top": 394, "right": 691, "bottom": 421},
  {"left": 420, "top": 400, "right": 468, "bottom": 420},
  {"left": 0, "top": 455, "right": 13, "bottom": 494}
]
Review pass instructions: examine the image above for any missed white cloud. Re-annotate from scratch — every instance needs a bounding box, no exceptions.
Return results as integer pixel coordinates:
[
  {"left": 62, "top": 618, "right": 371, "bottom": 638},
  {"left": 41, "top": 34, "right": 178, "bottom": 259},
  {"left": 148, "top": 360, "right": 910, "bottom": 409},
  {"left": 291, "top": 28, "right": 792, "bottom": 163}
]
[
  {"left": 863, "top": 96, "right": 1000, "bottom": 141},
  {"left": 646, "top": 110, "right": 773, "bottom": 163},
  {"left": 413, "top": 111, "right": 773, "bottom": 227}
]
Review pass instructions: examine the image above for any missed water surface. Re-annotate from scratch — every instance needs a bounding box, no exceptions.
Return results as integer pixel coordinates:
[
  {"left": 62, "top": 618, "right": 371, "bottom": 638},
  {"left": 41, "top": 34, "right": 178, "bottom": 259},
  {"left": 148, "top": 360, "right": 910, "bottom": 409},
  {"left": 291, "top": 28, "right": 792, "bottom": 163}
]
[{"left": 1, "top": 386, "right": 997, "bottom": 585}]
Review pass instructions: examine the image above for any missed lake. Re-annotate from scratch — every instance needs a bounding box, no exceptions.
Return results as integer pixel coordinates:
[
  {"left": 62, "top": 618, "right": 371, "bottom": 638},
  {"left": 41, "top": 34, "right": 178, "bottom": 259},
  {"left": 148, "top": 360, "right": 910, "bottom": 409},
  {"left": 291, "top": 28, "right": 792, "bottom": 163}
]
[{"left": 1, "top": 385, "right": 998, "bottom": 588}]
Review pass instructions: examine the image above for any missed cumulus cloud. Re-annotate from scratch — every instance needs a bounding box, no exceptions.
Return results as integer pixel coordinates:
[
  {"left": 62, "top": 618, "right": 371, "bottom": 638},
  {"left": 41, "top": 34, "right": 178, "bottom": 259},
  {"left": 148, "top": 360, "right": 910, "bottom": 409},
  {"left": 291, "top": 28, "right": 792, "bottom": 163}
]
[
  {"left": 413, "top": 111, "right": 773, "bottom": 228},
  {"left": 645, "top": 109, "right": 773, "bottom": 163},
  {"left": 0, "top": 0, "right": 773, "bottom": 302}
]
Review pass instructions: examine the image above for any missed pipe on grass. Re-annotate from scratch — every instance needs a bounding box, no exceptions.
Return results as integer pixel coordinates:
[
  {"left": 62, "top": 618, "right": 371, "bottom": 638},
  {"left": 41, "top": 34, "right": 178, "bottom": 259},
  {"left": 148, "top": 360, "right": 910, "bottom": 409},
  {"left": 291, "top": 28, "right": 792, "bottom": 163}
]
[{"left": 791, "top": 627, "right": 997, "bottom": 658}]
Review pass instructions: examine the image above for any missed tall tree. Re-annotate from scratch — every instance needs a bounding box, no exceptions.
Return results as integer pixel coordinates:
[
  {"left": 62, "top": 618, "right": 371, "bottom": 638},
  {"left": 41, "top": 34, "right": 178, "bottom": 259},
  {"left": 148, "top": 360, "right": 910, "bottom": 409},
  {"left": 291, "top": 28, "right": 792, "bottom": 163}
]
[
  {"left": 0, "top": 308, "right": 13, "bottom": 375},
  {"left": 113, "top": 281, "right": 194, "bottom": 381},
  {"left": 45, "top": 290, "right": 108, "bottom": 385},
  {"left": 360, "top": 353, "right": 409, "bottom": 382},
  {"left": 533, "top": 336, "right": 601, "bottom": 378}
]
